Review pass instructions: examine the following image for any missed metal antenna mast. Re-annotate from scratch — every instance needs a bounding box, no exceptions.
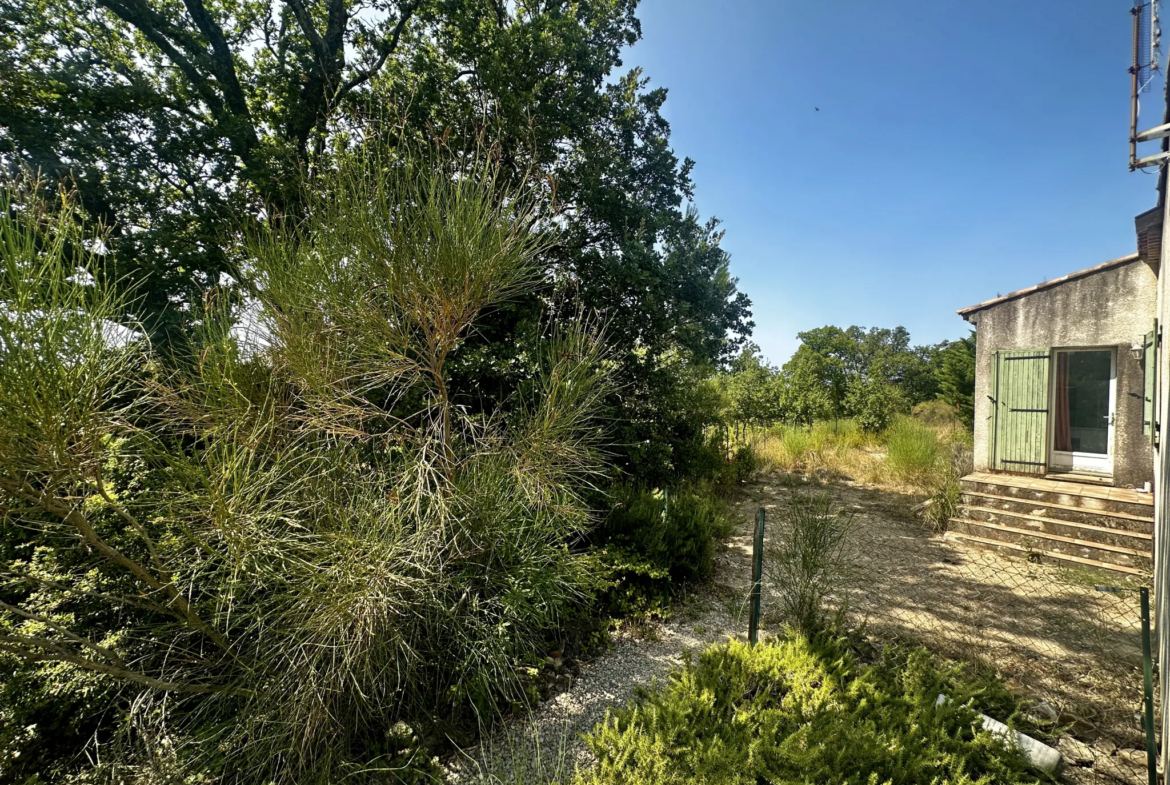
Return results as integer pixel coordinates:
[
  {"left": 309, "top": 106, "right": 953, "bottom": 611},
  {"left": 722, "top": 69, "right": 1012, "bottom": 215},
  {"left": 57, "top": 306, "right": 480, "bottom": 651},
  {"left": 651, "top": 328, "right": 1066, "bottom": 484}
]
[{"left": 1131, "top": 2, "right": 1166, "bottom": 169}]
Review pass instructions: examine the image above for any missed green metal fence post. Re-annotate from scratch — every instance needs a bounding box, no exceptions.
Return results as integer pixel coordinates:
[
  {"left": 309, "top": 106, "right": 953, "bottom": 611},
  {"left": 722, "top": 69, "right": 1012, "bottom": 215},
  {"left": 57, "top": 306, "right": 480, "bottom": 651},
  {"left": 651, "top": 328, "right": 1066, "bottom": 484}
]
[
  {"left": 748, "top": 507, "right": 765, "bottom": 646},
  {"left": 1141, "top": 586, "right": 1157, "bottom": 785}
]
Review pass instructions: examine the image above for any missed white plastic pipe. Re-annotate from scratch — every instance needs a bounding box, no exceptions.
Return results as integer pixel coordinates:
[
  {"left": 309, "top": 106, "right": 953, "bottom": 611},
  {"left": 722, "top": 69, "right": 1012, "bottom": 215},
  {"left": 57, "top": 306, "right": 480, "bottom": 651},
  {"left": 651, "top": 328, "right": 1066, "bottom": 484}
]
[{"left": 936, "top": 694, "right": 1062, "bottom": 775}]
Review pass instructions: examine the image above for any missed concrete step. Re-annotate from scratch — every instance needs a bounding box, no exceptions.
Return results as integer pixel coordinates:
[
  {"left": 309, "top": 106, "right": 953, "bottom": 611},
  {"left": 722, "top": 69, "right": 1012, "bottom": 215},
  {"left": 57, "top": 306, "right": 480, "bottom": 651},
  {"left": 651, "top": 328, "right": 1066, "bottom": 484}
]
[
  {"left": 943, "top": 530, "right": 1149, "bottom": 577},
  {"left": 948, "top": 517, "right": 1152, "bottom": 572},
  {"left": 960, "top": 491, "right": 1153, "bottom": 534},
  {"left": 961, "top": 478, "right": 1154, "bottom": 520},
  {"left": 960, "top": 504, "right": 1153, "bottom": 549}
]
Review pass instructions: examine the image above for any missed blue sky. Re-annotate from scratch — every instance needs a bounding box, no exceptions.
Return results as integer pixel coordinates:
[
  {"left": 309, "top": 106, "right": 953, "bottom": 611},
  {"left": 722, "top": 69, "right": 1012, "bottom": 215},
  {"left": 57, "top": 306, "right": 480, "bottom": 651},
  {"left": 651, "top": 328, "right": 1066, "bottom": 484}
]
[{"left": 625, "top": 0, "right": 1163, "bottom": 364}]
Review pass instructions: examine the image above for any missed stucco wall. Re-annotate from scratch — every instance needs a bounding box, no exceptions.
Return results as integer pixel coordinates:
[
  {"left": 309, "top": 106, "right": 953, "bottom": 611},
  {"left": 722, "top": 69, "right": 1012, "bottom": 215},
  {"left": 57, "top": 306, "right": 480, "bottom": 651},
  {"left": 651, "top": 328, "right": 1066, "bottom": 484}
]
[{"left": 968, "top": 258, "right": 1158, "bottom": 488}]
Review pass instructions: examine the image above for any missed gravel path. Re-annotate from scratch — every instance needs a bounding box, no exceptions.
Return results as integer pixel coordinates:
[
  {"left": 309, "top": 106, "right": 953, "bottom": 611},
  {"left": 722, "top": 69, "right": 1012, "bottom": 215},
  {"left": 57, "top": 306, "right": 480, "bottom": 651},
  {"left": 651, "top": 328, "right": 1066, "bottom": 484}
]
[
  {"left": 444, "top": 485, "right": 765, "bottom": 783},
  {"left": 445, "top": 474, "right": 1150, "bottom": 783}
]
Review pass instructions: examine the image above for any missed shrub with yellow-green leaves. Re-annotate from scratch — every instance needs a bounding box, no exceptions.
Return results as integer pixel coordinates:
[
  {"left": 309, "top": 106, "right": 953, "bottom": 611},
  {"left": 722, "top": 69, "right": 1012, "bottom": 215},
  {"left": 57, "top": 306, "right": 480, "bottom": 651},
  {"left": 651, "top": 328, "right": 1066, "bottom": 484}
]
[{"left": 578, "top": 634, "right": 1050, "bottom": 785}]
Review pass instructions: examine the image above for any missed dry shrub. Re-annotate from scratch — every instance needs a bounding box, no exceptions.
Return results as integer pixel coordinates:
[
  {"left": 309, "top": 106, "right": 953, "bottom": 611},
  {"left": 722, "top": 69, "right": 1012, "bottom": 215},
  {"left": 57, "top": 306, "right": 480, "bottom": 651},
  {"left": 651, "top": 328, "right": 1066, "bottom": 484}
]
[
  {"left": 912, "top": 399, "right": 961, "bottom": 427},
  {"left": 920, "top": 440, "right": 975, "bottom": 533},
  {"left": 764, "top": 490, "right": 859, "bottom": 636}
]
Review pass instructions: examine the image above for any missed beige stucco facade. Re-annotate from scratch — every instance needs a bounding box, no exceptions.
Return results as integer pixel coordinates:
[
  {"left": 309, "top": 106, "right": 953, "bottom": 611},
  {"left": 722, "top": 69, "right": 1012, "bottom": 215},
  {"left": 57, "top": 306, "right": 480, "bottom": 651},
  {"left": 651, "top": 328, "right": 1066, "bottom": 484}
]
[{"left": 963, "top": 254, "right": 1158, "bottom": 489}]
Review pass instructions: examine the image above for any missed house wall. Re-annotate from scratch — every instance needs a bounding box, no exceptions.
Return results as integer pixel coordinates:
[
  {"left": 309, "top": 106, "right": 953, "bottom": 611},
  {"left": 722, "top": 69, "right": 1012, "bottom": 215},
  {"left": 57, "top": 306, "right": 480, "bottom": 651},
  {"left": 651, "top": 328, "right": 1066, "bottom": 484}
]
[
  {"left": 968, "top": 257, "right": 1158, "bottom": 489},
  {"left": 1154, "top": 193, "right": 1170, "bottom": 778}
]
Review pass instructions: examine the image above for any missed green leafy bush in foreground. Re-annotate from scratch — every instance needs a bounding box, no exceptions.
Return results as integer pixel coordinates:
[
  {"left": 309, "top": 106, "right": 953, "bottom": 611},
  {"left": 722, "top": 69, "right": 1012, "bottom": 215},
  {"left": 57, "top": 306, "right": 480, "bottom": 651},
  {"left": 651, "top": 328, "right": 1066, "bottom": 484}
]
[
  {"left": 579, "top": 634, "right": 1048, "bottom": 785},
  {"left": 0, "top": 157, "right": 610, "bottom": 783}
]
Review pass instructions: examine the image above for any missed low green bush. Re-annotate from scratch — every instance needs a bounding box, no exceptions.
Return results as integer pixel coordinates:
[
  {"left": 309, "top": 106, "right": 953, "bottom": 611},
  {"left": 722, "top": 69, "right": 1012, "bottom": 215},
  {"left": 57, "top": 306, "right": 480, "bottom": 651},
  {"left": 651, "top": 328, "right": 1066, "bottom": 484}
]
[
  {"left": 885, "top": 415, "right": 941, "bottom": 485},
  {"left": 722, "top": 442, "right": 761, "bottom": 486},
  {"left": 598, "top": 485, "right": 735, "bottom": 617},
  {"left": 921, "top": 441, "right": 975, "bottom": 533},
  {"left": 848, "top": 377, "right": 906, "bottom": 434},
  {"left": 578, "top": 634, "right": 1047, "bottom": 785}
]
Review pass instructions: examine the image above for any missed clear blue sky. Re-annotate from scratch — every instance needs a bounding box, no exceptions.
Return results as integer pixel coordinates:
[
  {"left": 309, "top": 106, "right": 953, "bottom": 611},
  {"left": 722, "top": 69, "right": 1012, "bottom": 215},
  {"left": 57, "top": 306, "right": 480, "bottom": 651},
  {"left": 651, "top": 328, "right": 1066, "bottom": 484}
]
[{"left": 625, "top": 0, "right": 1164, "bottom": 364}]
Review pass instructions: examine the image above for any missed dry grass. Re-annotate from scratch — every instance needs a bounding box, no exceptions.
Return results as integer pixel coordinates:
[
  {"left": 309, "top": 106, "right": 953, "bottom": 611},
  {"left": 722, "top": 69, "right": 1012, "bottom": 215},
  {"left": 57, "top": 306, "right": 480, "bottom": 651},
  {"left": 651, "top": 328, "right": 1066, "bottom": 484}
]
[
  {"left": 748, "top": 421, "right": 884, "bottom": 485},
  {"left": 747, "top": 416, "right": 969, "bottom": 494}
]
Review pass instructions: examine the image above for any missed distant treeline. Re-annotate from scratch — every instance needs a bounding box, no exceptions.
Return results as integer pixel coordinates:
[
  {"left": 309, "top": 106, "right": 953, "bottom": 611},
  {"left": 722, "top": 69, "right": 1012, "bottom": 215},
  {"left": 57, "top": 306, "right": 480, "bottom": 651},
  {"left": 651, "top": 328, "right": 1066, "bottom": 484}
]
[{"left": 716, "top": 326, "right": 976, "bottom": 434}]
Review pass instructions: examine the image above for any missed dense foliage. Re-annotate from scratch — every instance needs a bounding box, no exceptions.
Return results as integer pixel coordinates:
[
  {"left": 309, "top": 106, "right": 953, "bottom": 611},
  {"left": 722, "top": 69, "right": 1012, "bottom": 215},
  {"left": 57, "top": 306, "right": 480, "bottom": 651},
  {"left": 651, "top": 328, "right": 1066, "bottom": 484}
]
[
  {"left": 0, "top": 0, "right": 752, "bottom": 485},
  {"left": 596, "top": 484, "right": 738, "bottom": 618},
  {"left": 717, "top": 326, "right": 973, "bottom": 434},
  {"left": 578, "top": 634, "right": 1047, "bottom": 785},
  {"left": 0, "top": 157, "right": 622, "bottom": 783},
  {"left": 938, "top": 332, "right": 978, "bottom": 428},
  {"left": 0, "top": 0, "right": 762, "bottom": 777}
]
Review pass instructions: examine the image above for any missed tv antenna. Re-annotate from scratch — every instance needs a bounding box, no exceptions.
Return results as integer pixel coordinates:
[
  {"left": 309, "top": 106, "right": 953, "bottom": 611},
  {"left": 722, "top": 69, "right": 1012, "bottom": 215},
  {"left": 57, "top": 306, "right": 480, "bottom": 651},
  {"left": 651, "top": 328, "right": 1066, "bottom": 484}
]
[{"left": 1130, "top": 0, "right": 1166, "bottom": 169}]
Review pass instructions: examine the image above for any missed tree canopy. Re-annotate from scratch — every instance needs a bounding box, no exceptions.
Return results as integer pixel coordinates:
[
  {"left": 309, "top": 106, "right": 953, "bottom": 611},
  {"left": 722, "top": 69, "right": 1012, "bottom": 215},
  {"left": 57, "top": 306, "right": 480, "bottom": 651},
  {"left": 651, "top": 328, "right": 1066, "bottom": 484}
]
[
  {"left": 1, "top": 0, "right": 747, "bottom": 331},
  {"left": 716, "top": 325, "right": 968, "bottom": 433},
  {"left": 0, "top": 0, "right": 750, "bottom": 482},
  {"left": 937, "top": 332, "right": 977, "bottom": 428}
]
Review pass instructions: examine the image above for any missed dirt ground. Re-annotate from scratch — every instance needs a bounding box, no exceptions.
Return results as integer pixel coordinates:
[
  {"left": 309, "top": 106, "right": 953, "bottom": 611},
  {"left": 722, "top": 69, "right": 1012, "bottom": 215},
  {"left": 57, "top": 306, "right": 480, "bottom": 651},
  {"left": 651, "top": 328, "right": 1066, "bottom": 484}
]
[
  {"left": 451, "top": 472, "right": 1155, "bottom": 783},
  {"left": 738, "top": 474, "right": 1154, "bottom": 784}
]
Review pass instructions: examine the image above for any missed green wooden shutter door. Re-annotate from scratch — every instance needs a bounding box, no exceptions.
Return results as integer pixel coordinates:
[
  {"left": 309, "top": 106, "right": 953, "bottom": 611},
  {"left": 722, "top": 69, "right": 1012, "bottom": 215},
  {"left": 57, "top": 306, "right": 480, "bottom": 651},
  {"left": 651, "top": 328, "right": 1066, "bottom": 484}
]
[
  {"left": 993, "top": 349, "right": 1050, "bottom": 474},
  {"left": 987, "top": 350, "right": 999, "bottom": 468},
  {"left": 1145, "top": 320, "right": 1158, "bottom": 445}
]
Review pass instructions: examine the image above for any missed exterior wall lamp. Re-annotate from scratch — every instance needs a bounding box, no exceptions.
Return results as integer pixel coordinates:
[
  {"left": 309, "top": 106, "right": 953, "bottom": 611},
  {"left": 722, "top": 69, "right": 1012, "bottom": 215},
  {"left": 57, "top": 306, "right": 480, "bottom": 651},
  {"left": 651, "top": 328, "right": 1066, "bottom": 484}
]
[{"left": 1131, "top": 342, "right": 1146, "bottom": 361}]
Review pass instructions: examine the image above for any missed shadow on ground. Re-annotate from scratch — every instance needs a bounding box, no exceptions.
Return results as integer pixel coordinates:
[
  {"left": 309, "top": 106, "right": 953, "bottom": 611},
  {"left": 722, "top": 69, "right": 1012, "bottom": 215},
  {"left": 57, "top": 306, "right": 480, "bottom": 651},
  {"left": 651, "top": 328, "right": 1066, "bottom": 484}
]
[{"left": 737, "top": 474, "right": 1151, "bottom": 777}]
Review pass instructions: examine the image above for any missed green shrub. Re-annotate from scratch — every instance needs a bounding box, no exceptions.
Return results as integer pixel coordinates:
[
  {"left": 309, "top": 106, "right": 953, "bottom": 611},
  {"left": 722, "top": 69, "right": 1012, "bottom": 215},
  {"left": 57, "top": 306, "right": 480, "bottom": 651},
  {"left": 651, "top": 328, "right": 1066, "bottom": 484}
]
[
  {"left": 578, "top": 634, "right": 1045, "bottom": 785},
  {"left": 0, "top": 157, "right": 611, "bottom": 782},
  {"left": 885, "top": 415, "right": 941, "bottom": 485},
  {"left": 765, "top": 490, "right": 858, "bottom": 636},
  {"left": 847, "top": 377, "right": 906, "bottom": 434},
  {"left": 922, "top": 441, "right": 975, "bottom": 533},
  {"left": 598, "top": 485, "right": 734, "bottom": 616},
  {"left": 718, "top": 442, "right": 761, "bottom": 487}
]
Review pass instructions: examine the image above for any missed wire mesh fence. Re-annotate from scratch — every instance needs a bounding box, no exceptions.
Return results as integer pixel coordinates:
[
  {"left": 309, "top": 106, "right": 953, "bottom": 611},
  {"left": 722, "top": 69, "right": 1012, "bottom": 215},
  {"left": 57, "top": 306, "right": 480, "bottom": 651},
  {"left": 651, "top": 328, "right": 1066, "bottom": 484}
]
[{"left": 754, "top": 479, "right": 1156, "bottom": 785}]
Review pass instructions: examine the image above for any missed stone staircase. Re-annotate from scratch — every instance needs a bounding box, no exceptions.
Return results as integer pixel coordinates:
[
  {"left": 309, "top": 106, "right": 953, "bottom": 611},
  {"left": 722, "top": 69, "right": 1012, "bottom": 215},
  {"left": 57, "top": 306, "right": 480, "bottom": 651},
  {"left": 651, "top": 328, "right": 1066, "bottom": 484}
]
[{"left": 945, "top": 472, "right": 1154, "bottom": 577}]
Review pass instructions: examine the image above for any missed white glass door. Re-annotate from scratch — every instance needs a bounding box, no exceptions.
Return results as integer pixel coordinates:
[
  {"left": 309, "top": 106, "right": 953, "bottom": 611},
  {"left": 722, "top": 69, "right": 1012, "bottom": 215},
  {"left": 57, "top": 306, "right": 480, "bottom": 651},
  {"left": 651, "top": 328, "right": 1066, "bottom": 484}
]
[{"left": 1048, "top": 348, "right": 1116, "bottom": 475}]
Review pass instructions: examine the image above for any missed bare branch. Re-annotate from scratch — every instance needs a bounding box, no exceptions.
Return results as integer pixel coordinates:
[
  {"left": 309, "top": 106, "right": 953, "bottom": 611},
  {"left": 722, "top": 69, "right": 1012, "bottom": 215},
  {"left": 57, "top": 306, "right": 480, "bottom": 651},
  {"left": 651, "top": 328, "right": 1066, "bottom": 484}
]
[{"left": 339, "top": 0, "right": 424, "bottom": 96}]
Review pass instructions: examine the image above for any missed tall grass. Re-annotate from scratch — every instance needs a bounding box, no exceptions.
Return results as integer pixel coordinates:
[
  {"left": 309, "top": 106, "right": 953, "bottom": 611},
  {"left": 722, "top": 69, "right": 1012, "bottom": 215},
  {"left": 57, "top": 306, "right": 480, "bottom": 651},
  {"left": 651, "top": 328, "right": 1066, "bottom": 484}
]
[
  {"left": 884, "top": 416, "right": 941, "bottom": 486},
  {"left": 748, "top": 420, "right": 881, "bottom": 482},
  {"left": 745, "top": 412, "right": 970, "bottom": 497},
  {"left": 921, "top": 440, "right": 975, "bottom": 533}
]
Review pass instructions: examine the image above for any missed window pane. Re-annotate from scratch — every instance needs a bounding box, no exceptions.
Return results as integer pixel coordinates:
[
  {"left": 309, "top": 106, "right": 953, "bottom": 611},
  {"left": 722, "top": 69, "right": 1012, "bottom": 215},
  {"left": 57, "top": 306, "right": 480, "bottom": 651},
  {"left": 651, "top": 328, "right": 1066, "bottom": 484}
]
[{"left": 1054, "top": 350, "right": 1111, "bottom": 455}]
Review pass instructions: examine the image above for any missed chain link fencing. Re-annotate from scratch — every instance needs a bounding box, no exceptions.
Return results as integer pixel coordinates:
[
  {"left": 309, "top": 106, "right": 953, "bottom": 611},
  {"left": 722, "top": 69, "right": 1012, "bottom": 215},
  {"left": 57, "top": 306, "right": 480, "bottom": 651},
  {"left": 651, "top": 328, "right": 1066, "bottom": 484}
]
[{"left": 755, "top": 480, "right": 1156, "bottom": 785}]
